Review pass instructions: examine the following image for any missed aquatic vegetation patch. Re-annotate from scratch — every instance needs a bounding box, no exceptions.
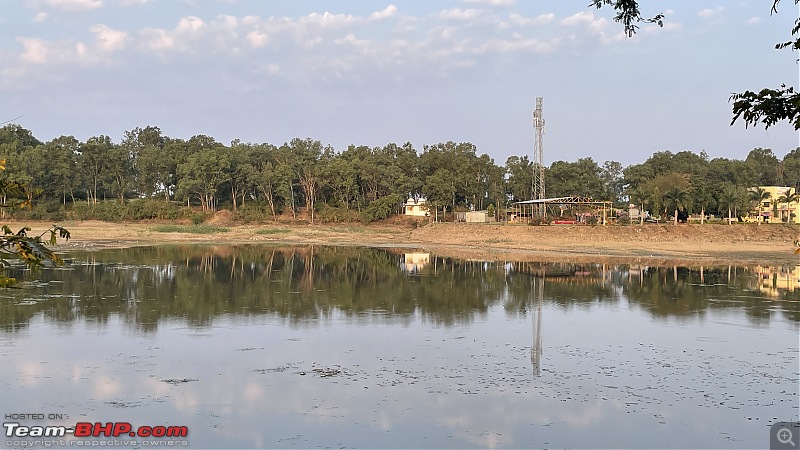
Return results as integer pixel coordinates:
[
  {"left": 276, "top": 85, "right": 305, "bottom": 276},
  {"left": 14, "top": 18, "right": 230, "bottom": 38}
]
[{"left": 152, "top": 225, "right": 230, "bottom": 234}]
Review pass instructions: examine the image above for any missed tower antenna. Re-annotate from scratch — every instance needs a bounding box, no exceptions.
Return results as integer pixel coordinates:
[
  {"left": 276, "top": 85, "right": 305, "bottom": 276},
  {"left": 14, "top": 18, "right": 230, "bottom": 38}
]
[{"left": 532, "top": 97, "right": 546, "bottom": 218}]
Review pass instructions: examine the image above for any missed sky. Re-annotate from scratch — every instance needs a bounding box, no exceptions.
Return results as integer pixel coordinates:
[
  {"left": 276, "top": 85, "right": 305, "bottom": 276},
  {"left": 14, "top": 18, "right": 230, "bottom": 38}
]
[{"left": 1, "top": 0, "right": 798, "bottom": 167}]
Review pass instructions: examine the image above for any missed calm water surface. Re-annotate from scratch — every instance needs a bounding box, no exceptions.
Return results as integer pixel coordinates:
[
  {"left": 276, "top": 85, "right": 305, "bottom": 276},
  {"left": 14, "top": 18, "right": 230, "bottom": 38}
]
[{"left": 0, "top": 245, "right": 798, "bottom": 449}]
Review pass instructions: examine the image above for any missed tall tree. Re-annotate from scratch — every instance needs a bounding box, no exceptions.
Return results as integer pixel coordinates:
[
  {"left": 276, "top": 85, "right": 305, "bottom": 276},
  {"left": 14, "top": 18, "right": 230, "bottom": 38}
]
[
  {"left": 749, "top": 187, "right": 772, "bottom": 224},
  {"left": 45, "top": 136, "right": 81, "bottom": 204},
  {"left": 717, "top": 183, "right": 742, "bottom": 225},
  {"left": 282, "top": 138, "right": 325, "bottom": 223},
  {"left": 745, "top": 148, "right": 782, "bottom": 185},
  {"left": 776, "top": 188, "right": 799, "bottom": 223},
  {"left": 177, "top": 137, "right": 231, "bottom": 211},
  {"left": 781, "top": 148, "right": 800, "bottom": 188},
  {"left": 79, "top": 136, "right": 115, "bottom": 204},
  {"left": 505, "top": 155, "right": 533, "bottom": 202}
]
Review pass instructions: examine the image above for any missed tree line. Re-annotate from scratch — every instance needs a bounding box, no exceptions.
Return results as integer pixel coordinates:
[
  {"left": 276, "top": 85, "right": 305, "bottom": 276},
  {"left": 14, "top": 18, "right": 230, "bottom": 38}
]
[{"left": 0, "top": 123, "right": 797, "bottom": 223}]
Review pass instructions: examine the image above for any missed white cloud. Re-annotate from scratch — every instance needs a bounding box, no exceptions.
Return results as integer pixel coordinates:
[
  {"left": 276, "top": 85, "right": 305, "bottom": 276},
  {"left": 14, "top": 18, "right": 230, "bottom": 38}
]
[
  {"left": 560, "top": 11, "right": 595, "bottom": 27},
  {"left": 462, "top": 0, "right": 514, "bottom": 5},
  {"left": 264, "top": 63, "right": 279, "bottom": 75},
  {"left": 509, "top": 13, "right": 554, "bottom": 26},
  {"left": 746, "top": 16, "right": 761, "bottom": 25},
  {"left": 697, "top": 7, "right": 723, "bottom": 18},
  {"left": 16, "top": 36, "right": 94, "bottom": 65},
  {"left": 299, "top": 11, "right": 359, "bottom": 29},
  {"left": 644, "top": 22, "right": 682, "bottom": 33},
  {"left": 17, "top": 37, "right": 49, "bottom": 64},
  {"left": 175, "top": 16, "right": 205, "bottom": 33},
  {"left": 370, "top": 5, "right": 397, "bottom": 21},
  {"left": 4, "top": 5, "right": 668, "bottom": 88},
  {"left": 474, "top": 37, "right": 559, "bottom": 54},
  {"left": 561, "top": 11, "right": 609, "bottom": 35},
  {"left": 90, "top": 24, "right": 127, "bottom": 51},
  {"left": 42, "top": 0, "right": 103, "bottom": 12},
  {"left": 119, "top": 0, "right": 148, "bottom": 5},
  {"left": 394, "top": 17, "right": 417, "bottom": 32},
  {"left": 246, "top": 30, "right": 268, "bottom": 48},
  {"left": 139, "top": 16, "right": 207, "bottom": 52},
  {"left": 335, "top": 33, "right": 368, "bottom": 48},
  {"left": 33, "top": 12, "right": 48, "bottom": 22},
  {"left": 439, "top": 8, "right": 482, "bottom": 21}
]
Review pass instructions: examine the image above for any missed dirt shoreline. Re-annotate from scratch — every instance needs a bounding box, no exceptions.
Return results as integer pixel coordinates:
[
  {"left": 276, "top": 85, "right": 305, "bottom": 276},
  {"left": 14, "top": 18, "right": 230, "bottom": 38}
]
[{"left": 11, "top": 220, "right": 800, "bottom": 266}]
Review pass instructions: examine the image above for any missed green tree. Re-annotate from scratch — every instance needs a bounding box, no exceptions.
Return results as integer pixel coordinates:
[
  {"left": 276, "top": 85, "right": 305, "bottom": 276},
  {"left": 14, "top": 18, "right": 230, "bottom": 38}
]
[
  {"left": 282, "top": 138, "right": 326, "bottom": 224},
  {"left": 424, "top": 168, "right": 456, "bottom": 222},
  {"left": 0, "top": 157, "right": 70, "bottom": 286},
  {"left": 128, "top": 127, "right": 171, "bottom": 200},
  {"left": 665, "top": 187, "right": 690, "bottom": 225},
  {"left": 717, "top": 183, "right": 742, "bottom": 225},
  {"left": 8, "top": 146, "right": 47, "bottom": 209},
  {"left": 505, "top": 155, "right": 533, "bottom": 202},
  {"left": 644, "top": 172, "right": 691, "bottom": 221},
  {"left": 776, "top": 189, "right": 799, "bottom": 223},
  {"left": 177, "top": 138, "right": 231, "bottom": 211},
  {"left": 745, "top": 148, "right": 782, "bottom": 185},
  {"left": 782, "top": 148, "right": 800, "bottom": 188},
  {"left": 626, "top": 185, "right": 647, "bottom": 224},
  {"left": 45, "top": 136, "right": 81, "bottom": 204},
  {"left": 546, "top": 158, "right": 605, "bottom": 199},
  {"left": 601, "top": 160, "right": 624, "bottom": 203},
  {"left": 749, "top": 187, "right": 772, "bottom": 224},
  {"left": 691, "top": 181, "right": 714, "bottom": 224},
  {"left": 79, "top": 136, "right": 114, "bottom": 204}
]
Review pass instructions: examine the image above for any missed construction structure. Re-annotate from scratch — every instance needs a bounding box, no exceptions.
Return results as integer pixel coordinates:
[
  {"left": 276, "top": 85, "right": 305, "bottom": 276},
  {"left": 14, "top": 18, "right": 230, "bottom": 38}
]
[
  {"left": 510, "top": 196, "right": 614, "bottom": 225},
  {"left": 531, "top": 97, "right": 546, "bottom": 218}
]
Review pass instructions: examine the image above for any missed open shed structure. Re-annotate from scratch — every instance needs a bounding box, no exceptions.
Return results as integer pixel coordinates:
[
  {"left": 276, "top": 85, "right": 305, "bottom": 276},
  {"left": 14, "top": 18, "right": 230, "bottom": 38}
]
[{"left": 510, "top": 196, "right": 614, "bottom": 224}]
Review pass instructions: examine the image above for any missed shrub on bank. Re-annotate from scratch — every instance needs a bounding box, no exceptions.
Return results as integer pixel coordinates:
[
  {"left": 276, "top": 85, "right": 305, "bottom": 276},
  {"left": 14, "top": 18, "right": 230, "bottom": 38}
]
[
  {"left": 232, "top": 204, "right": 275, "bottom": 223},
  {"left": 361, "top": 194, "right": 402, "bottom": 223},
  {"left": 317, "top": 205, "right": 362, "bottom": 223}
]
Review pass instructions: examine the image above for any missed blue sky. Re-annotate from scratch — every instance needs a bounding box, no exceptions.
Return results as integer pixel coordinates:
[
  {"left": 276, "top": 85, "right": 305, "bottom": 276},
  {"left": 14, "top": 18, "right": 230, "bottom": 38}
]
[{"left": 1, "top": 0, "right": 797, "bottom": 166}]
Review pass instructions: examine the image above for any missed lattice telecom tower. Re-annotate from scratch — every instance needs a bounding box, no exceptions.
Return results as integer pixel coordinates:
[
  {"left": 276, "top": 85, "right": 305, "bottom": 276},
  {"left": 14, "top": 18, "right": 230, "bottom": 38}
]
[{"left": 532, "top": 97, "right": 546, "bottom": 217}]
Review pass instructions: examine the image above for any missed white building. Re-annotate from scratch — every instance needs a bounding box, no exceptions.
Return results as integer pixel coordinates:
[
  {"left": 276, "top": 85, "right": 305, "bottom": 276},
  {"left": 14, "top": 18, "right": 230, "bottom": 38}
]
[{"left": 404, "top": 197, "right": 428, "bottom": 217}]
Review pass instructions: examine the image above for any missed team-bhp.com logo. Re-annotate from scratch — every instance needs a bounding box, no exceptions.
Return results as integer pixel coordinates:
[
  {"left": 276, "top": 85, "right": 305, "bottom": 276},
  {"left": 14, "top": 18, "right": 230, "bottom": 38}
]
[{"left": 4, "top": 422, "right": 188, "bottom": 438}]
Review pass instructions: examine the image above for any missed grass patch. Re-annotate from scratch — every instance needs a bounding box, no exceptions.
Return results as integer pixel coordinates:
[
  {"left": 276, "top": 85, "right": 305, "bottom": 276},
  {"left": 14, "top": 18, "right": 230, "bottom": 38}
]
[
  {"left": 152, "top": 225, "right": 230, "bottom": 234},
  {"left": 255, "top": 228, "right": 291, "bottom": 235},
  {"left": 326, "top": 226, "right": 368, "bottom": 234},
  {"left": 484, "top": 237, "right": 512, "bottom": 244}
]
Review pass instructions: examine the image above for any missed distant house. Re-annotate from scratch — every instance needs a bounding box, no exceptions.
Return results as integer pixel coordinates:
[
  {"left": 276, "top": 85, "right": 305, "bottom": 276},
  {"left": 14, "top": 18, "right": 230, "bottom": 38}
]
[
  {"left": 404, "top": 197, "right": 428, "bottom": 217},
  {"left": 466, "top": 211, "right": 489, "bottom": 223},
  {"left": 749, "top": 186, "right": 800, "bottom": 224},
  {"left": 456, "top": 211, "right": 494, "bottom": 223}
]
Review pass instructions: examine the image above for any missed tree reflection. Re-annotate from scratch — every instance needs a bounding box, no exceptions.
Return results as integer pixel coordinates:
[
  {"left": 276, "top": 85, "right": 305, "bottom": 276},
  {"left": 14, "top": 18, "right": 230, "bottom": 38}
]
[{"left": 0, "top": 245, "right": 797, "bottom": 333}]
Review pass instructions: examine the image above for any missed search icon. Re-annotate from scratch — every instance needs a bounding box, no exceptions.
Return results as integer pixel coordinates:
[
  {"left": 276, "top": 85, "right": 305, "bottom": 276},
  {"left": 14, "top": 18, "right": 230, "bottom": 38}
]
[
  {"left": 772, "top": 422, "right": 800, "bottom": 449},
  {"left": 778, "top": 427, "right": 795, "bottom": 447}
]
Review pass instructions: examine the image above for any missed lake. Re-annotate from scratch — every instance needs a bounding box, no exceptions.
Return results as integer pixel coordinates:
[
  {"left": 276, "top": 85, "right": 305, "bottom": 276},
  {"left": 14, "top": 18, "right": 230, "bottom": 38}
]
[{"left": 0, "top": 245, "right": 798, "bottom": 449}]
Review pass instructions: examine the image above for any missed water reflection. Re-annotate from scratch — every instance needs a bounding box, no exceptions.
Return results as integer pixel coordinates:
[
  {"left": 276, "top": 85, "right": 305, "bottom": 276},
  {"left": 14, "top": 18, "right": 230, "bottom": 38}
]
[
  {"left": 0, "top": 245, "right": 797, "bottom": 449},
  {"left": 531, "top": 277, "right": 543, "bottom": 377},
  {"left": 402, "top": 252, "right": 430, "bottom": 273},
  {"left": 0, "top": 246, "right": 797, "bottom": 334}
]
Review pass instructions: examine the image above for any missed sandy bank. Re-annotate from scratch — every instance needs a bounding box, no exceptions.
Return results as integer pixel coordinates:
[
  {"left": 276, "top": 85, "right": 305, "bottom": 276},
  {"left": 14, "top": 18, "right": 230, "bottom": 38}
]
[{"left": 10, "top": 220, "right": 800, "bottom": 266}]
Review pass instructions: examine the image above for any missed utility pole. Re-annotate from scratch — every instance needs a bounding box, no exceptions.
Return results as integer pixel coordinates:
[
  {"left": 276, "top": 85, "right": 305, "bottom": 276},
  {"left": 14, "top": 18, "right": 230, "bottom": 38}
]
[{"left": 532, "top": 97, "right": 546, "bottom": 218}]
